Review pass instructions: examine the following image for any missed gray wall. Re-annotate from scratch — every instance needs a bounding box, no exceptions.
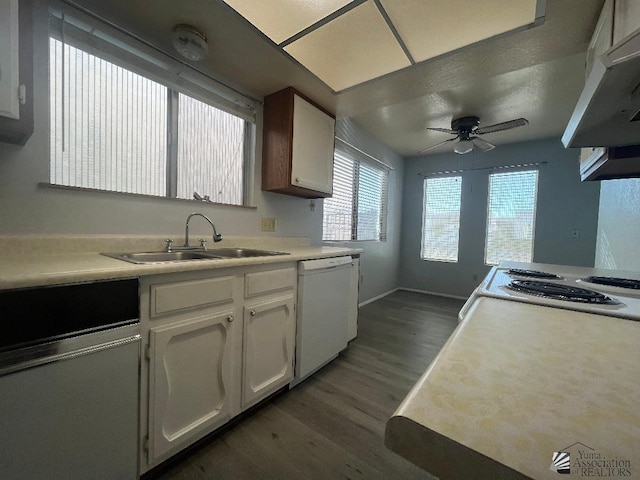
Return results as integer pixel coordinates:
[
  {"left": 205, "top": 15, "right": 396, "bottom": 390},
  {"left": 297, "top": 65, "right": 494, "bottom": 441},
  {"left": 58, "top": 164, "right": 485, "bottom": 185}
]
[
  {"left": 595, "top": 178, "right": 640, "bottom": 271},
  {"left": 0, "top": 2, "right": 322, "bottom": 243},
  {"left": 327, "top": 119, "right": 404, "bottom": 303},
  {"left": 400, "top": 138, "right": 601, "bottom": 298}
]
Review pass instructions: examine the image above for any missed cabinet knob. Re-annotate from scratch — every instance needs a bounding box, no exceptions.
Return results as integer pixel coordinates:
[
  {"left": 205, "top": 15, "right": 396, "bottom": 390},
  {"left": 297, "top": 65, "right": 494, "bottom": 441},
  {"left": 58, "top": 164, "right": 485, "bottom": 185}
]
[
  {"left": 295, "top": 177, "right": 300, "bottom": 183},
  {"left": 250, "top": 310, "right": 256, "bottom": 316},
  {"left": 227, "top": 315, "right": 234, "bottom": 322}
]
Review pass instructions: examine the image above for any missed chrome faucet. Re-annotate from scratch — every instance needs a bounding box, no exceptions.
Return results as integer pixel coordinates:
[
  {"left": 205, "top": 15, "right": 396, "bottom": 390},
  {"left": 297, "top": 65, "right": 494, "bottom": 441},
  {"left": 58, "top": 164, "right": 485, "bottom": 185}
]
[{"left": 184, "top": 212, "right": 222, "bottom": 247}]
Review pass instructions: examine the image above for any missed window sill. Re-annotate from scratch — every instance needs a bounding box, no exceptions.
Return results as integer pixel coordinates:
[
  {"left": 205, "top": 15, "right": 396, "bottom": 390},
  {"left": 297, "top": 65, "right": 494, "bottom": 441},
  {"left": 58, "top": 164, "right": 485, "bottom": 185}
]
[
  {"left": 323, "top": 239, "right": 386, "bottom": 244},
  {"left": 38, "top": 183, "right": 257, "bottom": 210},
  {"left": 420, "top": 258, "right": 458, "bottom": 263}
]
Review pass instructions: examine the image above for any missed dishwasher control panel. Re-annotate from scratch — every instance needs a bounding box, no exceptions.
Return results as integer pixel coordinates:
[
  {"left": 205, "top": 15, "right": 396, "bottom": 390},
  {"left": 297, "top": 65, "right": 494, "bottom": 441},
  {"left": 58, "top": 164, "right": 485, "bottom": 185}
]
[{"left": 298, "top": 256, "right": 352, "bottom": 272}]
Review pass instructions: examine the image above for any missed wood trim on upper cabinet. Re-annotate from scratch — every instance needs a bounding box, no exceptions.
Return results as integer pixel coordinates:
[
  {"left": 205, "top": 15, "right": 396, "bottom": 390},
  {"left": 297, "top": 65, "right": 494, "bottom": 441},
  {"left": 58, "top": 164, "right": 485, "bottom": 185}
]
[{"left": 262, "top": 88, "right": 295, "bottom": 194}]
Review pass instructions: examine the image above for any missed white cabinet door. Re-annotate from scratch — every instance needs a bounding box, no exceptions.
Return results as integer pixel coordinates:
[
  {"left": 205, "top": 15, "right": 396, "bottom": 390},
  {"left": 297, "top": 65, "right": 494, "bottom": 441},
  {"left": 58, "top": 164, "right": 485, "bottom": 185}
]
[
  {"left": 613, "top": 0, "right": 640, "bottom": 43},
  {"left": 585, "top": 0, "right": 613, "bottom": 79},
  {"left": 148, "top": 311, "right": 237, "bottom": 460},
  {"left": 242, "top": 295, "right": 295, "bottom": 408},
  {"left": 0, "top": 0, "right": 20, "bottom": 119},
  {"left": 291, "top": 94, "right": 335, "bottom": 195}
]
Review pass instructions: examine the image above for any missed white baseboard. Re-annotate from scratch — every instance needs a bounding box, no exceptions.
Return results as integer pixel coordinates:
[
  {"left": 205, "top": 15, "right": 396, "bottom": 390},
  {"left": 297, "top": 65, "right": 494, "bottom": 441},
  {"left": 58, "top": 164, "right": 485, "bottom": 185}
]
[
  {"left": 398, "top": 287, "right": 468, "bottom": 301},
  {"left": 359, "top": 287, "right": 468, "bottom": 307},
  {"left": 358, "top": 288, "right": 400, "bottom": 307}
]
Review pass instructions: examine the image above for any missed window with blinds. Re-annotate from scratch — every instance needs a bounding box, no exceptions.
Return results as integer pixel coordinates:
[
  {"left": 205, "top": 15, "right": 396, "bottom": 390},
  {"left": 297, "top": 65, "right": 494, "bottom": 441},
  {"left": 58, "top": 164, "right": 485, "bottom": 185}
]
[
  {"left": 421, "top": 176, "right": 462, "bottom": 262},
  {"left": 322, "top": 150, "right": 389, "bottom": 242},
  {"left": 48, "top": 5, "right": 254, "bottom": 206},
  {"left": 485, "top": 170, "right": 539, "bottom": 265}
]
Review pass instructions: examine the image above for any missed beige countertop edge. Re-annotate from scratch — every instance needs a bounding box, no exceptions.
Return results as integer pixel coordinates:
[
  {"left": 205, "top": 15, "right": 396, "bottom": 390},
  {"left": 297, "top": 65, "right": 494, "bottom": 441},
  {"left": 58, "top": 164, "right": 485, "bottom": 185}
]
[
  {"left": 0, "top": 246, "right": 363, "bottom": 290},
  {"left": 385, "top": 415, "right": 531, "bottom": 480}
]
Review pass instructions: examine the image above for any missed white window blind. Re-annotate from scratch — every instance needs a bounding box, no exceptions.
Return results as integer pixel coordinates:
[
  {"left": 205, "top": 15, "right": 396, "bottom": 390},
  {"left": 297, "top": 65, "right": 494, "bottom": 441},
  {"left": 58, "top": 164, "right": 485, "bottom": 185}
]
[
  {"left": 485, "top": 170, "right": 539, "bottom": 265},
  {"left": 323, "top": 146, "right": 389, "bottom": 242},
  {"left": 50, "top": 39, "right": 168, "bottom": 196},
  {"left": 177, "top": 93, "right": 245, "bottom": 204},
  {"left": 421, "top": 176, "right": 462, "bottom": 262},
  {"left": 48, "top": 2, "right": 255, "bottom": 206}
]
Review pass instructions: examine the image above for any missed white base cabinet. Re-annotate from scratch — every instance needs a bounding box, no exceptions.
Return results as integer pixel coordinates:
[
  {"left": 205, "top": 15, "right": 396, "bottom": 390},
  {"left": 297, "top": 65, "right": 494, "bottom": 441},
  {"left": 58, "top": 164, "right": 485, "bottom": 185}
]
[
  {"left": 242, "top": 265, "right": 296, "bottom": 408},
  {"left": 139, "top": 264, "right": 297, "bottom": 473},
  {"left": 243, "top": 296, "right": 295, "bottom": 408}
]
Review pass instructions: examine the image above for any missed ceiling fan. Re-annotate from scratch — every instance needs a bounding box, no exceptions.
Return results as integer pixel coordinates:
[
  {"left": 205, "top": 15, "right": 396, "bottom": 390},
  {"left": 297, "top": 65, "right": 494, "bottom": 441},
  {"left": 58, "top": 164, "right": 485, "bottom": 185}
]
[{"left": 419, "top": 116, "right": 529, "bottom": 155}]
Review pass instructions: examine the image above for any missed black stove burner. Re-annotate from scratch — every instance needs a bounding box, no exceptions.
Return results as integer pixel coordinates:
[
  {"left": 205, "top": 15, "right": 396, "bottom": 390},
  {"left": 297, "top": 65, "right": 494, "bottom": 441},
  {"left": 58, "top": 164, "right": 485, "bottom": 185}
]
[
  {"left": 506, "top": 280, "right": 616, "bottom": 304},
  {"left": 583, "top": 276, "right": 640, "bottom": 290},
  {"left": 507, "top": 268, "right": 561, "bottom": 280}
]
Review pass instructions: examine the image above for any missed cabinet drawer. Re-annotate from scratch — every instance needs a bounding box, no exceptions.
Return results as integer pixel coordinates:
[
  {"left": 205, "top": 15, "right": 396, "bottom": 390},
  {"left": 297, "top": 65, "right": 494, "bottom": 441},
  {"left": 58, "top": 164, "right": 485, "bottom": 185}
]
[
  {"left": 244, "top": 267, "right": 295, "bottom": 298},
  {"left": 150, "top": 276, "right": 234, "bottom": 317}
]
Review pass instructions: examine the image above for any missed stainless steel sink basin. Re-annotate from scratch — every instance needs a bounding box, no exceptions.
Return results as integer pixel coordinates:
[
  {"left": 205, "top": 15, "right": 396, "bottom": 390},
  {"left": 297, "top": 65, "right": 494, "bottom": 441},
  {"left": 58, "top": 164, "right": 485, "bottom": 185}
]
[
  {"left": 102, "top": 248, "right": 288, "bottom": 264},
  {"left": 102, "top": 251, "right": 224, "bottom": 264},
  {"left": 205, "top": 248, "right": 289, "bottom": 258}
]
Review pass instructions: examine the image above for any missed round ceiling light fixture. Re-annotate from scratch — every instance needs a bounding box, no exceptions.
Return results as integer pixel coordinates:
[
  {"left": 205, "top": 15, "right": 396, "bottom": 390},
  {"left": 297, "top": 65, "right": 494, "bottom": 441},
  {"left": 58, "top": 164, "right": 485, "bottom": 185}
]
[{"left": 172, "top": 24, "right": 209, "bottom": 61}]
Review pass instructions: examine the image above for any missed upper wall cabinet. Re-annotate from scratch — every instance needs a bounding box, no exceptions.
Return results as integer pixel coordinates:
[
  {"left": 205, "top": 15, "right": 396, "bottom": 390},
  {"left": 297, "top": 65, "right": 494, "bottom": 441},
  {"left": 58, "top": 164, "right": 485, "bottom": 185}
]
[
  {"left": 262, "top": 87, "right": 335, "bottom": 199},
  {"left": 562, "top": 0, "right": 640, "bottom": 150},
  {"left": 584, "top": 0, "right": 613, "bottom": 80},
  {"left": 568, "top": 0, "right": 640, "bottom": 181},
  {"left": 0, "top": 0, "right": 33, "bottom": 145},
  {"left": 586, "top": 0, "right": 640, "bottom": 77},
  {"left": 613, "top": 0, "right": 640, "bottom": 44},
  {"left": 0, "top": 0, "right": 20, "bottom": 120}
]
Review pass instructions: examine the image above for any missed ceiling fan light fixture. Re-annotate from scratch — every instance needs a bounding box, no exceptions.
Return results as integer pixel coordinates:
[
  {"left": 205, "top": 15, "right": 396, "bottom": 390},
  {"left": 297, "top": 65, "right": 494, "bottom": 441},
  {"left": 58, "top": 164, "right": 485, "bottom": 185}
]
[
  {"left": 421, "top": 115, "right": 528, "bottom": 155},
  {"left": 454, "top": 139, "right": 473, "bottom": 155},
  {"left": 172, "top": 24, "right": 209, "bottom": 61}
]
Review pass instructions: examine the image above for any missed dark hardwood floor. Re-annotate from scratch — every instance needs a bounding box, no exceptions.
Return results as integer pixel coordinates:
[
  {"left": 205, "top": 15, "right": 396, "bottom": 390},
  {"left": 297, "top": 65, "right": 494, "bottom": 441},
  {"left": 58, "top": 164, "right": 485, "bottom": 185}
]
[{"left": 150, "top": 290, "right": 464, "bottom": 480}]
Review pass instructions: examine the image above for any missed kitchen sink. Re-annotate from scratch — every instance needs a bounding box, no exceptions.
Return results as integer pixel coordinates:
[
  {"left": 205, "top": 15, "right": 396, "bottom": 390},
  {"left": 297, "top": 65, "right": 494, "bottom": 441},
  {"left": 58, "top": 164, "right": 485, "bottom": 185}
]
[
  {"left": 204, "top": 248, "right": 289, "bottom": 258},
  {"left": 102, "top": 248, "right": 289, "bottom": 264},
  {"left": 102, "top": 251, "right": 223, "bottom": 264}
]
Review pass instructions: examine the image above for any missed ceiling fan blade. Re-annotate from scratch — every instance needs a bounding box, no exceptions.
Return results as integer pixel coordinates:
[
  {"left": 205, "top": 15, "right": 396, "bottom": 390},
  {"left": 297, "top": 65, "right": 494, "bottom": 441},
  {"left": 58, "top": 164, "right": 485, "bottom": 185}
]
[
  {"left": 417, "top": 136, "right": 459, "bottom": 154},
  {"left": 475, "top": 118, "right": 529, "bottom": 135},
  {"left": 471, "top": 136, "right": 495, "bottom": 152},
  {"left": 425, "top": 127, "right": 458, "bottom": 134}
]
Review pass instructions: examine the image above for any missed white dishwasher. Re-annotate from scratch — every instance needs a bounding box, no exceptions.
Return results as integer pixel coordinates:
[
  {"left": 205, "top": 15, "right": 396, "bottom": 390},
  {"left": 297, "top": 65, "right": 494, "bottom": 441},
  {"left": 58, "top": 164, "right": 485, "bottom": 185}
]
[
  {"left": 294, "top": 256, "right": 353, "bottom": 385},
  {"left": 0, "top": 279, "right": 140, "bottom": 480}
]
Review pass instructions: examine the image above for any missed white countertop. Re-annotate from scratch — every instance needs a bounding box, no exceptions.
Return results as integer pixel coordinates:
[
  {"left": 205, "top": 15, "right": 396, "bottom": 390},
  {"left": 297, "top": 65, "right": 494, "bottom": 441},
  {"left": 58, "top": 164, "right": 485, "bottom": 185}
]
[
  {"left": 385, "top": 297, "right": 640, "bottom": 479},
  {"left": 0, "top": 235, "right": 362, "bottom": 290}
]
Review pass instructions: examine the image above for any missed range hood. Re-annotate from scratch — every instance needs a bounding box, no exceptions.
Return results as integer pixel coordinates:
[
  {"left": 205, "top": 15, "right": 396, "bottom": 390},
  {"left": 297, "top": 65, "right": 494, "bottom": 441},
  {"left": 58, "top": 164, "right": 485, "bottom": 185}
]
[{"left": 562, "top": 28, "right": 640, "bottom": 148}]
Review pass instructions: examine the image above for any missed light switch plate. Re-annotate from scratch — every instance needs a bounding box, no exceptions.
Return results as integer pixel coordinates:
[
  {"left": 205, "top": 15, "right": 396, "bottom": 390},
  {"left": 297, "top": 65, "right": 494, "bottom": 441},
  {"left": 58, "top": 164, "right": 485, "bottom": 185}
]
[{"left": 261, "top": 217, "right": 276, "bottom": 232}]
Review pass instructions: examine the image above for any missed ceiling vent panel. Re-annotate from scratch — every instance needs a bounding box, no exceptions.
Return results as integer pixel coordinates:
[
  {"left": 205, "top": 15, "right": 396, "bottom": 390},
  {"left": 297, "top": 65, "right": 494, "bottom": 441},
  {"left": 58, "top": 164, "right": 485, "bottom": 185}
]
[
  {"left": 283, "top": 1, "right": 411, "bottom": 92},
  {"left": 379, "top": 0, "right": 540, "bottom": 63},
  {"left": 222, "top": 0, "right": 352, "bottom": 45}
]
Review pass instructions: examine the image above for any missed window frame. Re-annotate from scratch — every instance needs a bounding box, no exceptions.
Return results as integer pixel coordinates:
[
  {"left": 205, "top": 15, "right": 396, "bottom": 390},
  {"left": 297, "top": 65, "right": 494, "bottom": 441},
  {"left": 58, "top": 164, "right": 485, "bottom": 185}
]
[
  {"left": 47, "top": 2, "right": 257, "bottom": 207},
  {"left": 484, "top": 169, "right": 539, "bottom": 266},
  {"left": 322, "top": 144, "right": 390, "bottom": 243},
  {"left": 420, "top": 175, "right": 463, "bottom": 263}
]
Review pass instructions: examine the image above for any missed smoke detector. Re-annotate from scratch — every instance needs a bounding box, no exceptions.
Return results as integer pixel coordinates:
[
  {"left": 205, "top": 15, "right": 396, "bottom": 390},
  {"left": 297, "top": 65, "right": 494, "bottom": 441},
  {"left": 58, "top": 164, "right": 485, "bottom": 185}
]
[{"left": 172, "top": 24, "right": 209, "bottom": 61}]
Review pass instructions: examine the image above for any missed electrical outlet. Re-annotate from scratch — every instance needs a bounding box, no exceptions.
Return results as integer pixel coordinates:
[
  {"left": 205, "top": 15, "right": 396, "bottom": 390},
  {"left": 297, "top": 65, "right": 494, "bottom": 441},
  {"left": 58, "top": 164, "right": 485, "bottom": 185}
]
[{"left": 261, "top": 217, "right": 276, "bottom": 232}]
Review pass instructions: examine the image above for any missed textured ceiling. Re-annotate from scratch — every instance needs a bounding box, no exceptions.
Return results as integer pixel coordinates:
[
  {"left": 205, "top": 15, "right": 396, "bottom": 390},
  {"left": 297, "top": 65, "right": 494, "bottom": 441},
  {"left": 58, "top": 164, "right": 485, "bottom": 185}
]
[{"left": 69, "top": 0, "right": 605, "bottom": 157}]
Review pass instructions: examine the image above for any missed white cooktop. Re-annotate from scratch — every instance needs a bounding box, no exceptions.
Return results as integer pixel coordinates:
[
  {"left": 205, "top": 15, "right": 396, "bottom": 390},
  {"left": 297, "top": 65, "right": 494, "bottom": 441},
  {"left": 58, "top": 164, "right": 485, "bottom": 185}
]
[{"left": 467, "top": 261, "right": 640, "bottom": 321}]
